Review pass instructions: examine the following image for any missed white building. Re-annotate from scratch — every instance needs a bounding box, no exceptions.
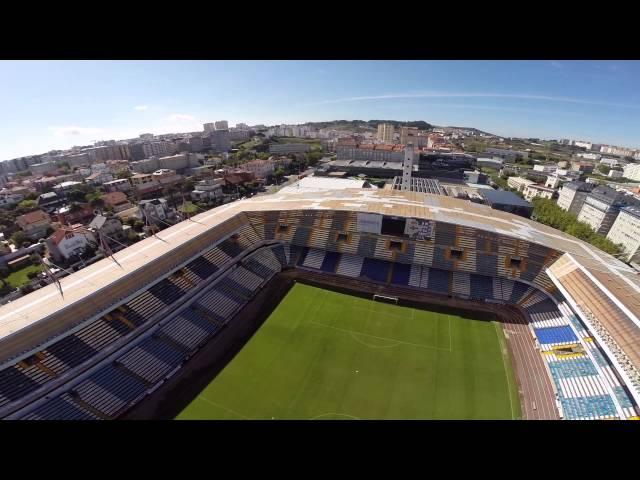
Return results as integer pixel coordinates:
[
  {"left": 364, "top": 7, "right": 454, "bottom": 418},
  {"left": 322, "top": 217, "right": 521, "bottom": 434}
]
[
  {"left": 102, "top": 178, "right": 131, "bottom": 193},
  {"left": 376, "top": 123, "right": 395, "bottom": 143},
  {"left": 507, "top": 176, "right": 535, "bottom": 192},
  {"left": 214, "top": 120, "right": 229, "bottom": 130},
  {"left": 608, "top": 170, "right": 624, "bottom": 179},
  {"left": 577, "top": 186, "right": 633, "bottom": 235},
  {"left": 545, "top": 175, "right": 562, "bottom": 189},
  {"left": 556, "top": 181, "right": 596, "bottom": 215},
  {"left": 139, "top": 198, "right": 174, "bottom": 225},
  {"left": 533, "top": 164, "right": 557, "bottom": 174},
  {"left": 577, "top": 152, "right": 601, "bottom": 161},
  {"left": 607, "top": 206, "right": 640, "bottom": 263},
  {"left": 203, "top": 123, "right": 215, "bottom": 133},
  {"left": 572, "top": 140, "right": 592, "bottom": 150},
  {"left": 242, "top": 159, "right": 275, "bottom": 179},
  {"left": 85, "top": 171, "right": 114, "bottom": 186},
  {"left": 623, "top": 163, "right": 640, "bottom": 181},
  {"left": 523, "top": 184, "right": 556, "bottom": 202},
  {"left": 191, "top": 178, "right": 224, "bottom": 202},
  {"left": 46, "top": 224, "right": 96, "bottom": 262}
]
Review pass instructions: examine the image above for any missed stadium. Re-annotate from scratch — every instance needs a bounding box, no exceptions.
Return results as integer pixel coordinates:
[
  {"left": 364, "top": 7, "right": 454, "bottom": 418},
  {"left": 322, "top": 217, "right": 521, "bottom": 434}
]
[{"left": 0, "top": 186, "right": 639, "bottom": 420}]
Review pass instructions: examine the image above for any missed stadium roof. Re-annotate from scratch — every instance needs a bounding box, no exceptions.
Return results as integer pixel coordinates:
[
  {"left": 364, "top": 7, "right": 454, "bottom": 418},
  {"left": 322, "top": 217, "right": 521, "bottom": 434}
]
[
  {"left": 479, "top": 189, "right": 532, "bottom": 207},
  {"left": 0, "top": 187, "right": 639, "bottom": 379}
]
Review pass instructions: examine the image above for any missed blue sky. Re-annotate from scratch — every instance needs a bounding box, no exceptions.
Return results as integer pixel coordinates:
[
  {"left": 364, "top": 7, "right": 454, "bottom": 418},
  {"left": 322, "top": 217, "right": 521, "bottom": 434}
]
[{"left": 1, "top": 60, "right": 639, "bottom": 160}]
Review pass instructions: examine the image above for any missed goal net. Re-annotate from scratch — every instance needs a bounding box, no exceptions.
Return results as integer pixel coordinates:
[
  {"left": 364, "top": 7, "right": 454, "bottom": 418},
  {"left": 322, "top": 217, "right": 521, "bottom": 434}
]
[{"left": 373, "top": 294, "right": 398, "bottom": 305}]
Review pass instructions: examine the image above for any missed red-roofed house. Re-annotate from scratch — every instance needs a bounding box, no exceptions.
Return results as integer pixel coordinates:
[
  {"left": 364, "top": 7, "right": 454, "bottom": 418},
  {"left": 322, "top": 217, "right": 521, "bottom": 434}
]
[
  {"left": 101, "top": 191, "right": 132, "bottom": 213},
  {"left": 16, "top": 210, "right": 52, "bottom": 241},
  {"left": 46, "top": 224, "right": 95, "bottom": 262}
]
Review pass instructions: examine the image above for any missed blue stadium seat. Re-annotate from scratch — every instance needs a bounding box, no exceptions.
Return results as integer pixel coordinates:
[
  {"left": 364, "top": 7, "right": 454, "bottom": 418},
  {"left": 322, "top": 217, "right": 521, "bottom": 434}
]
[
  {"left": 361, "top": 258, "right": 390, "bottom": 283},
  {"left": 321, "top": 251, "right": 341, "bottom": 273},
  {"left": 534, "top": 326, "right": 578, "bottom": 345},
  {"left": 428, "top": 268, "right": 450, "bottom": 295},
  {"left": 391, "top": 263, "right": 411, "bottom": 286}
]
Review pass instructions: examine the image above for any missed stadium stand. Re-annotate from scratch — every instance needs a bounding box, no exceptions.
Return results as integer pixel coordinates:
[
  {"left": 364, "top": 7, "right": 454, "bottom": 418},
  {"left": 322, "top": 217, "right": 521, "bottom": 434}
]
[{"left": 2, "top": 187, "right": 640, "bottom": 420}]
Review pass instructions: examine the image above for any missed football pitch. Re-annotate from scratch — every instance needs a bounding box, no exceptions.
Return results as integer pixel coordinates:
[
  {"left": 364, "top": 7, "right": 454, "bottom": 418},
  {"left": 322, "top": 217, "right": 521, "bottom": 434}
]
[{"left": 177, "top": 283, "right": 521, "bottom": 420}]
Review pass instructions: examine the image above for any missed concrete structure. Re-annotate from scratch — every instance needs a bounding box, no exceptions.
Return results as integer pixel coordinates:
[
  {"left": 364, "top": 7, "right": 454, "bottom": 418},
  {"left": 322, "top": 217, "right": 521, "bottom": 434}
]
[
  {"left": 523, "top": 184, "right": 557, "bottom": 202},
  {"left": 208, "top": 129, "right": 231, "bottom": 153},
  {"left": 85, "top": 171, "right": 114, "bottom": 186},
  {"left": 557, "top": 181, "right": 596, "bottom": 215},
  {"left": 214, "top": 120, "right": 228, "bottom": 130},
  {"left": 623, "top": 163, "right": 640, "bottom": 182},
  {"left": 278, "top": 176, "right": 372, "bottom": 194},
  {"left": 191, "top": 178, "right": 224, "bottom": 202},
  {"left": 37, "top": 192, "right": 64, "bottom": 212},
  {"left": 139, "top": 198, "right": 174, "bottom": 225},
  {"left": 545, "top": 175, "right": 562, "bottom": 189},
  {"left": 400, "top": 126, "right": 419, "bottom": 146},
  {"left": 377, "top": 123, "right": 395, "bottom": 143},
  {"left": 607, "top": 206, "right": 640, "bottom": 263},
  {"left": 203, "top": 123, "right": 215, "bottom": 133},
  {"left": 336, "top": 143, "right": 405, "bottom": 163},
  {"left": 102, "top": 178, "right": 131, "bottom": 193},
  {"left": 478, "top": 189, "right": 533, "bottom": 218},
  {"left": 533, "top": 164, "right": 557, "bottom": 174},
  {"left": 608, "top": 170, "right": 624, "bottom": 179},
  {"left": 476, "top": 158, "right": 503, "bottom": 170},
  {"left": 401, "top": 144, "right": 414, "bottom": 191},
  {"left": 269, "top": 143, "right": 310, "bottom": 155},
  {"left": 129, "top": 141, "right": 176, "bottom": 161},
  {"left": 242, "top": 159, "right": 275, "bottom": 179},
  {"left": 577, "top": 186, "right": 637, "bottom": 235},
  {"left": 485, "top": 148, "right": 529, "bottom": 161},
  {"left": 29, "top": 162, "right": 57, "bottom": 176},
  {"left": 16, "top": 210, "right": 51, "bottom": 241},
  {"left": 570, "top": 161, "right": 595, "bottom": 174},
  {"left": 507, "top": 176, "right": 535, "bottom": 192}
]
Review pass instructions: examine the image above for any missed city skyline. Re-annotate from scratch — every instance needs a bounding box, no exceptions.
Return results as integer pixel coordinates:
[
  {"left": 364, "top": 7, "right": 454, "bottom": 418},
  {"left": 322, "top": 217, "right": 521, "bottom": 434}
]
[{"left": 1, "top": 60, "right": 640, "bottom": 160}]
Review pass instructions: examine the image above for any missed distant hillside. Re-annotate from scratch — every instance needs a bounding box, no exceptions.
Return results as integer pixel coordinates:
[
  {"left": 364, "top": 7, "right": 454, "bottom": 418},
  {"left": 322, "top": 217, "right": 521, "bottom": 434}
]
[{"left": 304, "top": 120, "right": 433, "bottom": 131}]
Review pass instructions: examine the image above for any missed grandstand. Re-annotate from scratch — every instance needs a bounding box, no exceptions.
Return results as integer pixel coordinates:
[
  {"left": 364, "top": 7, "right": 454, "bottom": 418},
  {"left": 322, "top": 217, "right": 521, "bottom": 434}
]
[{"left": 1, "top": 187, "right": 639, "bottom": 420}]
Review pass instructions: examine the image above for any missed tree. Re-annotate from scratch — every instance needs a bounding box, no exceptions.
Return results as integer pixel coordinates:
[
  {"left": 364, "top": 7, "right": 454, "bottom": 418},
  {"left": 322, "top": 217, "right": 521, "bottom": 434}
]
[
  {"left": 117, "top": 170, "right": 133, "bottom": 179},
  {"left": 179, "top": 201, "right": 198, "bottom": 216},
  {"left": 10, "top": 230, "right": 27, "bottom": 247},
  {"left": 16, "top": 200, "right": 38, "bottom": 212},
  {"left": 86, "top": 192, "right": 104, "bottom": 209},
  {"left": 597, "top": 164, "right": 611, "bottom": 176}
]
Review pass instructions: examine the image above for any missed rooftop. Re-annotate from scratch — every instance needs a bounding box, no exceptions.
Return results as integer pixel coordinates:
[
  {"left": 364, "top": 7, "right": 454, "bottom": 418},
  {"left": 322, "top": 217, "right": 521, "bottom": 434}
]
[{"left": 479, "top": 189, "right": 533, "bottom": 207}]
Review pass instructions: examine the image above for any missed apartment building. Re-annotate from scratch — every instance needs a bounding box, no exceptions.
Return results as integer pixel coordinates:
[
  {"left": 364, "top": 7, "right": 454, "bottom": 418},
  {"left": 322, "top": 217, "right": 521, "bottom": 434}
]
[
  {"left": 607, "top": 206, "right": 640, "bottom": 263},
  {"left": 376, "top": 123, "right": 395, "bottom": 143},
  {"left": 507, "top": 176, "right": 535, "bottom": 192},
  {"left": 623, "top": 163, "right": 640, "bottom": 181},
  {"left": 523, "top": 184, "right": 557, "bottom": 202},
  {"left": 577, "top": 185, "right": 638, "bottom": 235},
  {"left": 556, "top": 181, "right": 596, "bottom": 215}
]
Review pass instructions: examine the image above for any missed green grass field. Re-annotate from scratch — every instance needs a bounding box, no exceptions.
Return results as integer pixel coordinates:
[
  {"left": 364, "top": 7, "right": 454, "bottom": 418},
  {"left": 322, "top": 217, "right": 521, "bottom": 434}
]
[{"left": 177, "top": 283, "right": 521, "bottom": 420}]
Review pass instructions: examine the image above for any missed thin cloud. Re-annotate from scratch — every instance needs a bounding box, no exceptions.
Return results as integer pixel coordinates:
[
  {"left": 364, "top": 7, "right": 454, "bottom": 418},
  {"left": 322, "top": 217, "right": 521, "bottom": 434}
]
[
  {"left": 134, "top": 105, "right": 148, "bottom": 111},
  {"left": 167, "top": 113, "right": 196, "bottom": 122},
  {"left": 48, "top": 126, "right": 103, "bottom": 137},
  {"left": 300, "top": 92, "right": 640, "bottom": 109},
  {"left": 549, "top": 61, "right": 563, "bottom": 69}
]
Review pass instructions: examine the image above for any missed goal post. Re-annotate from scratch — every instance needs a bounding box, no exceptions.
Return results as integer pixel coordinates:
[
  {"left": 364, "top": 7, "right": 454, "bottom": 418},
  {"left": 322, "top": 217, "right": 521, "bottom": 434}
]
[{"left": 373, "top": 294, "right": 398, "bottom": 305}]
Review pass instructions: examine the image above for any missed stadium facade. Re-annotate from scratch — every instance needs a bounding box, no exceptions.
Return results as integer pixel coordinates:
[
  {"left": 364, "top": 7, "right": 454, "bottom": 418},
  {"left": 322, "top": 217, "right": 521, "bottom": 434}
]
[{"left": 0, "top": 188, "right": 639, "bottom": 420}]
